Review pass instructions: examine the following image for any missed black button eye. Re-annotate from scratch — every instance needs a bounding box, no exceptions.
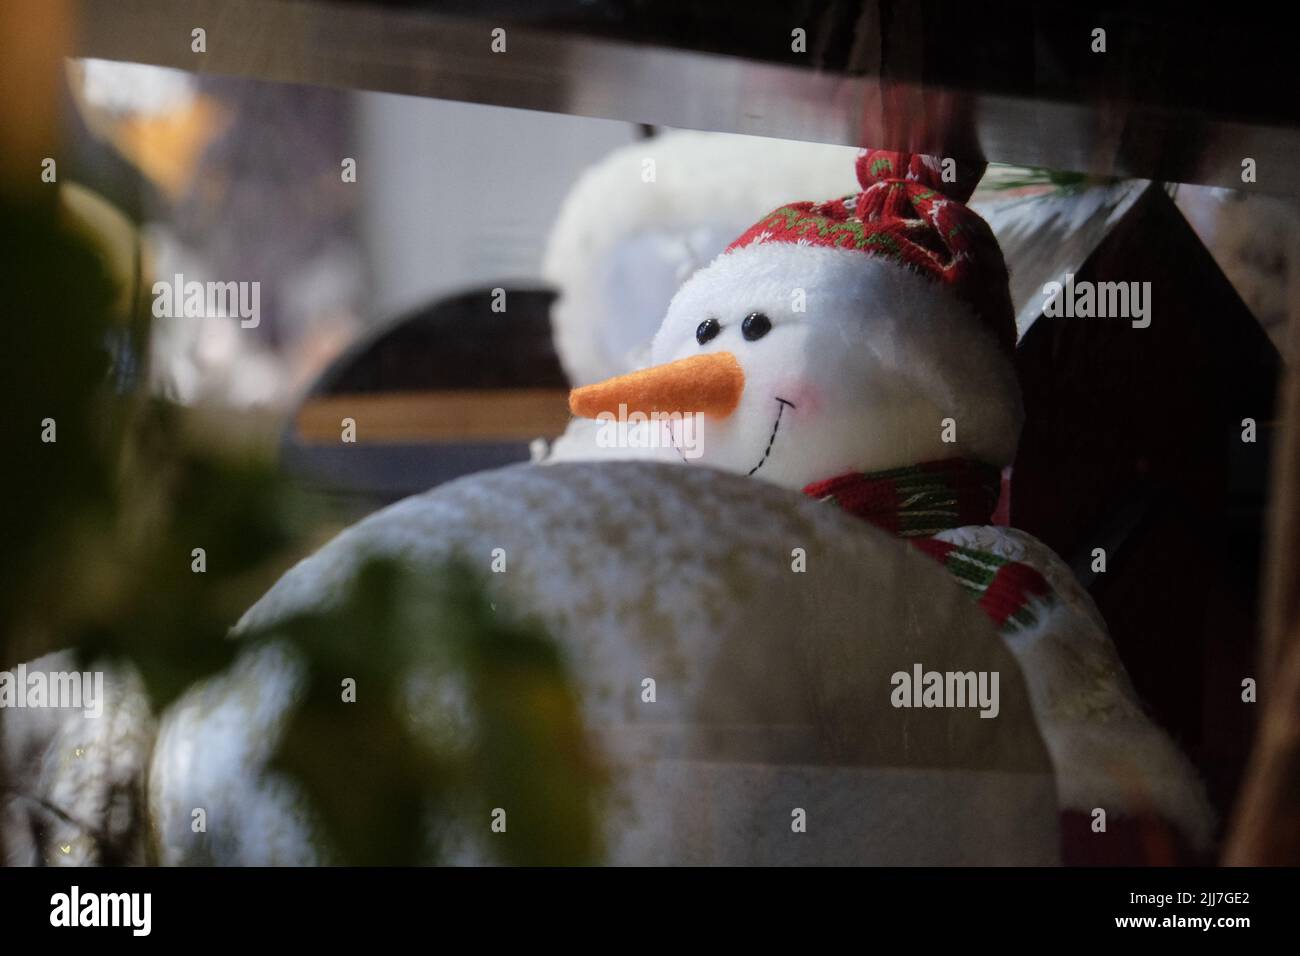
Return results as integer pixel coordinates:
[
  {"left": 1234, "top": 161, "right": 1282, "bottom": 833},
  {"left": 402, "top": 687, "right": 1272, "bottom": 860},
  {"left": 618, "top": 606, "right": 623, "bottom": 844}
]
[
  {"left": 696, "top": 318, "right": 721, "bottom": 345},
  {"left": 742, "top": 312, "right": 772, "bottom": 341}
]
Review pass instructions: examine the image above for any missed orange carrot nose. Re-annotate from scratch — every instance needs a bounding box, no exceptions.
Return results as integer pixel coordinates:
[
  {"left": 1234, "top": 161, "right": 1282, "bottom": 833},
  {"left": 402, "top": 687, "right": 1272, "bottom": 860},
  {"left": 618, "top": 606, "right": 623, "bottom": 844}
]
[{"left": 569, "top": 352, "right": 745, "bottom": 420}]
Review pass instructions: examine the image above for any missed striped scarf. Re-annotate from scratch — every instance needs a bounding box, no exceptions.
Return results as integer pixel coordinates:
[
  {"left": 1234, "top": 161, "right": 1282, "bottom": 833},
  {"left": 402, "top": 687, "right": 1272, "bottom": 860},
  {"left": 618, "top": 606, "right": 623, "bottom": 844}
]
[
  {"left": 803, "top": 458, "right": 1002, "bottom": 537},
  {"left": 803, "top": 458, "right": 1051, "bottom": 631}
]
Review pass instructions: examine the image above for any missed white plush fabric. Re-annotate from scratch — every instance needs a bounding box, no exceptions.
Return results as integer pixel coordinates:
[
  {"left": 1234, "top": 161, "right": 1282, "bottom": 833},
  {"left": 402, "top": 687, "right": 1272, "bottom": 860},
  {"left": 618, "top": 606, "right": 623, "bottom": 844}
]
[
  {"left": 149, "top": 462, "right": 1060, "bottom": 866},
  {"left": 544, "top": 415, "right": 676, "bottom": 466},
  {"left": 543, "top": 131, "right": 860, "bottom": 386},
  {"left": 642, "top": 244, "right": 1023, "bottom": 487}
]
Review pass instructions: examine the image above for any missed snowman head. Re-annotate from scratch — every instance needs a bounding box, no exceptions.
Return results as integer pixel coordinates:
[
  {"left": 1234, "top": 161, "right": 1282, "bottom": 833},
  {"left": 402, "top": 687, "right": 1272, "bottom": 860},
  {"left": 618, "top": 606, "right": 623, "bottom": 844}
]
[{"left": 569, "top": 149, "right": 1022, "bottom": 492}]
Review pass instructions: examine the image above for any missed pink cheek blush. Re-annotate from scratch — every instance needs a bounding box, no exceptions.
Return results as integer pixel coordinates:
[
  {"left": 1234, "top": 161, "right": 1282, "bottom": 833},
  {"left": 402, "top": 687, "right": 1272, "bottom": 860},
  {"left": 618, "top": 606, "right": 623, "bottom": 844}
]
[{"left": 778, "top": 382, "right": 824, "bottom": 417}]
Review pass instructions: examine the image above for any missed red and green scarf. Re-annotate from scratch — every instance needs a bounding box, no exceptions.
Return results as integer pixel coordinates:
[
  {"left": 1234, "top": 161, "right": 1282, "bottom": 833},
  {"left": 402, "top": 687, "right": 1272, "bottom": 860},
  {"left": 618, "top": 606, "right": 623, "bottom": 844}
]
[{"left": 803, "top": 458, "right": 1051, "bottom": 631}]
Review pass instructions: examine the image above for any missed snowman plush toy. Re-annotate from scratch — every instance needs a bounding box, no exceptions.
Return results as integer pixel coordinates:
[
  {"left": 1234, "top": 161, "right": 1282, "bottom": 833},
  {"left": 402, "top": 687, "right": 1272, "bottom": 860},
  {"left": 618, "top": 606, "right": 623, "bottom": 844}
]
[{"left": 569, "top": 148, "right": 1215, "bottom": 864}]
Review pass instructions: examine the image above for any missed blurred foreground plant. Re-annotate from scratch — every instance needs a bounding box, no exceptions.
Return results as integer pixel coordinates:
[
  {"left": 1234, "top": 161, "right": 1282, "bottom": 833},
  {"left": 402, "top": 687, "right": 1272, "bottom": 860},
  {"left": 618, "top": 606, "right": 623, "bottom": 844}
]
[
  {"left": 261, "top": 557, "right": 604, "bottom": 865},
  {"left": 2, "top": 190, "right": 601, "bottom": 865}
]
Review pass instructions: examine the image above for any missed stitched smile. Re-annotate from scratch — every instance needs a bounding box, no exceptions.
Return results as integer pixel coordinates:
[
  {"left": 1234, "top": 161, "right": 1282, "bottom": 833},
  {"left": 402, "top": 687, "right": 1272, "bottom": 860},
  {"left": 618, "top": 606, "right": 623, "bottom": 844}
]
[{"left": 748, "top": 397, "right": 796, "bottom": 476}]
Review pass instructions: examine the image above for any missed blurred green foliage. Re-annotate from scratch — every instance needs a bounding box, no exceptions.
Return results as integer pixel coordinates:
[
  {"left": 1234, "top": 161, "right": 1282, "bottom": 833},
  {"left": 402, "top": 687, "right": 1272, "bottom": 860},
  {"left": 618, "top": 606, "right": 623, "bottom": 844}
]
[
  {"left": 263, "top": 558, "right": 605, "bottom": 865},
  {"left": 2, "top": 196, "right": 118, "bottom": 657},
  {"left": 983, "top": 164, "right": 1113, "bottom": 194},
  {"left": 2, "top": 192, "right": 304, "bottom": 701},
  {"left": 1, "top": 192, "right": 603, "bottom": 865}
]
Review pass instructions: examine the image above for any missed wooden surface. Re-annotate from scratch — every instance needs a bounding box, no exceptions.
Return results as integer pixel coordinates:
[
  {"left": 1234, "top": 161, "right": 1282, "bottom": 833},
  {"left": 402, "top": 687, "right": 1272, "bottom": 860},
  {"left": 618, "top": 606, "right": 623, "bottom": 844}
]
[
  {"left": 74, "top": 0, "right": 1300, "bottom": 194},
  {"left": 295, "top": 389, "right": 572, "bottom": 443}
]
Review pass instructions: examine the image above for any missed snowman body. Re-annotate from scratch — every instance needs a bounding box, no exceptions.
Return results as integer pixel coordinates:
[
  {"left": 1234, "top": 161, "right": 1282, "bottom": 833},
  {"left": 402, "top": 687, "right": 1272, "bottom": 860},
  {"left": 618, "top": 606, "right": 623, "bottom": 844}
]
[
  {"left": 565, "top": 149, "right": 1216, "bottom": 861},
  {"left": 148, "top": 461, "right": 1061, "bottom": 865}
]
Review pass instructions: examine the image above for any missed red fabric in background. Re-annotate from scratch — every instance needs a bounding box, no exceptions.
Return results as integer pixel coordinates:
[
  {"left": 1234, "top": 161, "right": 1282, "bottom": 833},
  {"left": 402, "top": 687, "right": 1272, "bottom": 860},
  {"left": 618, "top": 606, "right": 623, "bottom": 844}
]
[{"left": 1059, "top": 810, "right": 1205, "bottom": 866}]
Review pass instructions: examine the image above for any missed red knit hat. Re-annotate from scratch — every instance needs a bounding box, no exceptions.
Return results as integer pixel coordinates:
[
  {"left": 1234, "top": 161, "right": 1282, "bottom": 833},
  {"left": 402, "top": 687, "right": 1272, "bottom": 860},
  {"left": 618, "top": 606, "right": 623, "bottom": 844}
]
[{"left": 725, "top": 149, "right": 1016, "bottom": 355}]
